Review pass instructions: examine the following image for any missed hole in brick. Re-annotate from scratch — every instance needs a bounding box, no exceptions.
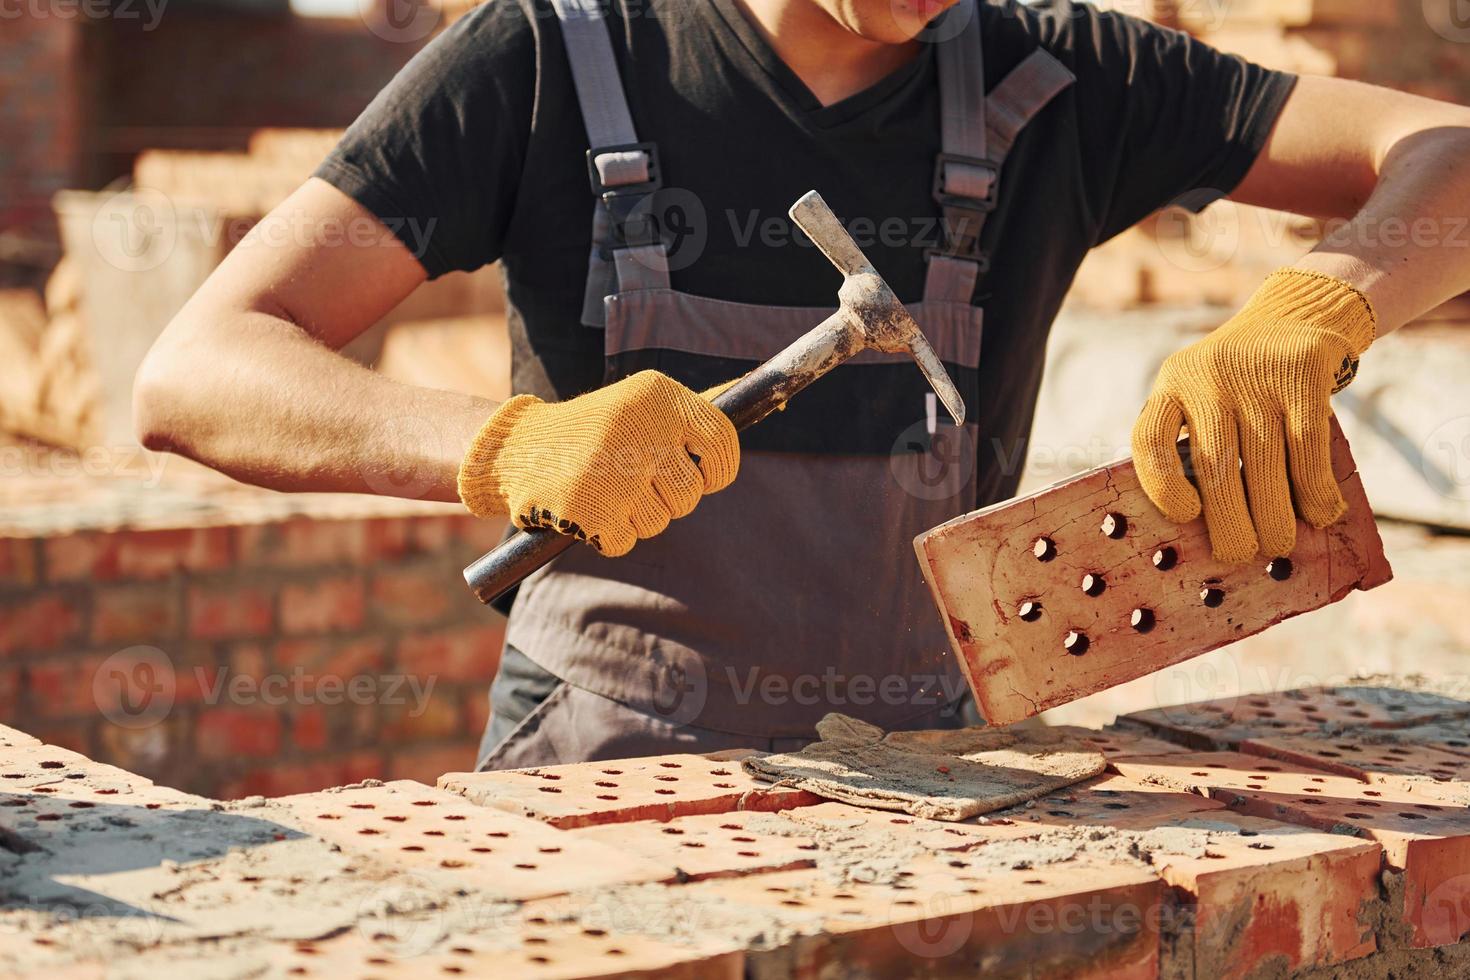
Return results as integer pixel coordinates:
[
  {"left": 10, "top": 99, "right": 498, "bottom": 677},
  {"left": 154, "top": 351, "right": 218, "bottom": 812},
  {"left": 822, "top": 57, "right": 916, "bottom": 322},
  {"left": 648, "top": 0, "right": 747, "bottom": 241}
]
[
  {"left": 1246, "top": 784, "right": 1264, "bottom": 790},
  {"left": 781, "top": 899, "right": 806, "bottom": 907},
  {"left": 720, "top": 823, "right": 741, "bottom": 830},
  {"left": 1399, "top": 813, "right": 1429, "bottom": 820},
  {"left": 655, "top": 775, "right": 678, "bottom": 782},
  {"left": 1152, "top": 546, "right": 1178, "bottom": 570},
  {"left": 655, "top": 789, "right": 675, "bottom": 795},
  {"left": 440, "top": 860, "right": 465, "bottom": 869},
  {"left": 1130, "top": 608, "right": 1155, "bottom": 633},
  {"left": 1064, "top": 631, "right": 1089, "bottom": 656},
  {"left": 412, "top": 801, "right": 436, "bottom": 807},
  {"left": 596, "top": 795, "right": 618, "bottom": 801},
  {"left": 681, "top": 841, "right": 705, "bottom": 849},
  {"left": 471, "top": 847, "right": 492, "bottom": 853},
  {"left": 1081, "top": 573, "right": 1106, "bottom": 597},
  {"left": 713, "top": 783, "right": 735, "bottom": 788},
  {"left": 1203, "top": 852, "right": 1227, "bottom": 860},
  {"left": 68, "top": 802, "right": 94, "bottom": 809},
  {"left": 1033, "top": 537, "right": 1057, "bottom": 562},
  {"left": 540, "top": 773, "right": 561, "bottom": 780},
  {"left": 357, "top": 829, "right": 381, "bottom": 835},
  {"left": 1018, "top": 601, "right": 1042, "bottom": 622},
  {"left": 601, "top": 769, "right": 622, "bottom": 775},
  {"left": 890, "top": 818, "right": 911, "bottom": 825},
  {"left": 515, "top": 862, "right": 538, "bottom": 869},
  {"left": 798, "top": 843, "right": 819, "bottom": 851},
  {"left": 97, "top": 789, "right": 118, "bottom": 795},
  {"left": 444, "top": 815, "right": 466, "bottom": 821},
  {"left": 605, "top": 948, "right": 625, "bottom": 956},
  {"left": 38, "top": 762, "right": 64, "bottom": 770},
  {"left": 526, "top": 917, "right": 549, "bottom": 925},
  {"left": 1191, "top": 772, "right": 1211, "bottom": 777},
  {"left": 538, "top": 787, "right": 562, "bottom": 794},
  {"left": 1024, "top": 879, "right": 1045, "bottom": 885},
  {"left": 349, "top": 803, "right": 375, "bottom": 810},
  {"left": 401, "top": 845, "right": 425, "bottom": 853},
  {"left": 488, "top": 831, "right": 509, "bottom": 838},
  {"left": 711, "top": 769, "right": 732, "bottom": 776},
  {"left": 594, "top": 781, "right": 618, "bottom": 788},
  {"left": 1200, "top": 586, "right": 1225, "bottom": 608},
  {"left": 528, "top": 957, "right": 550, "bottom": 965},
  {"left": 451, "top": 947, "right": 473, "bottom": 955},
  {"left": 732, "top": 836, "right": 756, "bottom": 843},
  {"left": 34, "top": 814, "right": 61, "bottom": 822},
  {"left": 1344, "top": 812, "right": 1372, "bottom": 819},
  {"left": 1266, "top": 557, "right": 1293, "bottom": 581},
  {"left": 1416, "top": 804, "right": 1445, "bottom": 812},
  {"left": 539, "top": 846, "right": 562, "bottom": 853},
  {"left": 1103, "top": 803, "right": 1128, "bottom": 811},
  {"left": 384, "top": 815, "right": 407, "bottom": 822},
  {"left": 1101, "top": 513, "right": 1128, "bottom": 539},
  {"left": 737, "top": 851, "right": 759, "bottom": 857},
  {"left": 583, "top": 929, "right": 607, "bottom": 937},
  {"left": 661, "top": 827, "right": 684, "bottom": 835},
  {"left": 659, "top": 762, "right": 682, "bottom": 768}
]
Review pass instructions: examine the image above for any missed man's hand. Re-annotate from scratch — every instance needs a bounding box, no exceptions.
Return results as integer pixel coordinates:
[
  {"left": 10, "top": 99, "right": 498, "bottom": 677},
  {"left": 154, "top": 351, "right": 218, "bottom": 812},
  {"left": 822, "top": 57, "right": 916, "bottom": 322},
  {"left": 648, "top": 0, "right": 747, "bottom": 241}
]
[
  {"left": 1131, "top": 269, "right": 1376, "bottom": 563},
  {"left": 457, "top": 371, "right": 740, "bottom": 557}
]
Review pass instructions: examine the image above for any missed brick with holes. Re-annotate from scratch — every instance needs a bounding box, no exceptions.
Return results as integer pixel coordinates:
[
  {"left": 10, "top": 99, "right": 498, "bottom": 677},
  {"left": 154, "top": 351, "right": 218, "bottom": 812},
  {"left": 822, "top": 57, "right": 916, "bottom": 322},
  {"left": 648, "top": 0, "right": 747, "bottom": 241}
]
[
  {"left": 691, "top": 856, "right": 1162, "bottom": 978},
  {"left": 438, "top": 754, "right": 821, "bottom": 829},
  {"left": 1240, "top": 732, "right": 1470, "bottom": 799},
  {"left": 914, "top": 421, "right": 1392, "bottom": 725},
  {"left": 266, "top": 913, "right": 745, "bottom": 979},
  {"left": 571, "top": 810, "right": 823, "bottom": 881},
  {"left": 1119, "top": 686, "right": 1470, "bottom": 751},
  {"left": 1042, "top": 725, "right": 1196, "bottom": 760},
  {"left": 1112, "top": 750, "right": 1470, "bottom": 948},
  {"left": 1142, "top": 811, "right": 1380, "bottom": 977},
  {"left": 272, "top": 780, "right": 674, "bottom": 899}
]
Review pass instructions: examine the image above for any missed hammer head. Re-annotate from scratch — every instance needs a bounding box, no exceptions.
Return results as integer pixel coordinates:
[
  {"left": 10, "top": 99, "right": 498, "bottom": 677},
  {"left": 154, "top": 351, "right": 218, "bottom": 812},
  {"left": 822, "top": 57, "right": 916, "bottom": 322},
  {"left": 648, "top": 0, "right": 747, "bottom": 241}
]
[{"left": 789, "top": 191, "right": 966, "bottom": 426}]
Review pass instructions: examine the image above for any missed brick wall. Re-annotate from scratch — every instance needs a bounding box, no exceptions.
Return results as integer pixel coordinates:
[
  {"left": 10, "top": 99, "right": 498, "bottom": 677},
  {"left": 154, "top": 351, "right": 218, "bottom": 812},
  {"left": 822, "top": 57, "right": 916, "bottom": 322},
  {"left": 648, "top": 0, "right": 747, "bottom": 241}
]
[{"left": 0, "top": 482, "right": 510, "bottom": 799}]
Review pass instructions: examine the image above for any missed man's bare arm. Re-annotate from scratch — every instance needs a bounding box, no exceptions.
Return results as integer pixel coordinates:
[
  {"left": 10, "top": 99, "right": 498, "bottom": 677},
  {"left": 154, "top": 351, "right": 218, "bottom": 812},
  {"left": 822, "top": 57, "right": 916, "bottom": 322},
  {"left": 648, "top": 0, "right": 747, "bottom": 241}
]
[
  {"left": 134, "top": 177, "right": 494, "bottom": 502},
  {"left": 1231, "top": 75, "right": 1470, "bottom": 335}
]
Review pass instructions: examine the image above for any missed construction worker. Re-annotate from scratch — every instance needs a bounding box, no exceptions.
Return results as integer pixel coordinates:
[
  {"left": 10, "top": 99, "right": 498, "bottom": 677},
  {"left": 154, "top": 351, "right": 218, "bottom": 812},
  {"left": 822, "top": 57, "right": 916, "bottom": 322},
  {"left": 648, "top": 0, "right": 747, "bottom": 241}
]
[{"left": 135, "top": 0, "right": 1470, "bottom": 769}]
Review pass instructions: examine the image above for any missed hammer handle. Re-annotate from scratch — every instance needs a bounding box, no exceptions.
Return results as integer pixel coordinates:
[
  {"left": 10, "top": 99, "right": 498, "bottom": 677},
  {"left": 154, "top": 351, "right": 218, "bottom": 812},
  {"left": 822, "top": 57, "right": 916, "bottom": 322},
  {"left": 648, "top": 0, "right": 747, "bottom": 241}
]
[{"left": 462, "top": 312, "right": 855, "bottom": 605}]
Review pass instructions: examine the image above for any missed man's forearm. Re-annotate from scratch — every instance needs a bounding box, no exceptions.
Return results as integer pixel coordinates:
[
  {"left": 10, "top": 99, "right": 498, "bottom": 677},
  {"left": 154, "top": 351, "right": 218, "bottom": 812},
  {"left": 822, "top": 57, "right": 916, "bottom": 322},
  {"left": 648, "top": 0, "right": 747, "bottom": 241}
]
[
  {"left": 1293, "top": 125, "right": 1470, "bottom": 335},
  {"left": 136, "top": 306, "right": 495, "bottom": 503}
]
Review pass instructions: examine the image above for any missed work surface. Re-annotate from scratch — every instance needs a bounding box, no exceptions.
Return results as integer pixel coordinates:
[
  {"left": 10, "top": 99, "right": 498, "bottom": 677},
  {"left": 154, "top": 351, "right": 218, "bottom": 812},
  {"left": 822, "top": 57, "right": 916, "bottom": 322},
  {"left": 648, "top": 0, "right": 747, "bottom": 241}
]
[{"left": 4, "top": 686, "right": 1470, "bottom": 978}]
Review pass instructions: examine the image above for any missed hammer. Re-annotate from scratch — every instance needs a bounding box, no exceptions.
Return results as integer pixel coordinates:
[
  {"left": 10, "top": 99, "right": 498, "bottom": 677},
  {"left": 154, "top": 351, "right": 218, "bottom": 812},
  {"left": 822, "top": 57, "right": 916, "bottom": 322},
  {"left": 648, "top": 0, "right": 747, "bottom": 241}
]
[{"left": 463, "top": 190, "right": 968, "bottom": 604}]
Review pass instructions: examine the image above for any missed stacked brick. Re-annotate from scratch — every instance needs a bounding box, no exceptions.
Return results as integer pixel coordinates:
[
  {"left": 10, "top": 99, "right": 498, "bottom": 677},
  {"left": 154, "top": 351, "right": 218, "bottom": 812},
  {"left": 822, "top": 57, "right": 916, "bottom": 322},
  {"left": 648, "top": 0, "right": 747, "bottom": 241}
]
[
  {"left": 6, "top": 685, "right": 1470, "bottom": 977},
  {"left": 1072, "top": 0, "right": 1470, "bottom": 313},
  {"left": 0, "top": 491, "right": 510, "bottom": 800}
]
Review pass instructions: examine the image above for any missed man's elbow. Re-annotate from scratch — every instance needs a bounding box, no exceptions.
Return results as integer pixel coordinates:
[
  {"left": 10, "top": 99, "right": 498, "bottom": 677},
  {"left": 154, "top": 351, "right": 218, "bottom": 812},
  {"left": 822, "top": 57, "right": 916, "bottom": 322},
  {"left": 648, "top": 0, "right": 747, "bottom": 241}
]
[{"left": 132, "top": 344, "right": 189, "bottom": 454}]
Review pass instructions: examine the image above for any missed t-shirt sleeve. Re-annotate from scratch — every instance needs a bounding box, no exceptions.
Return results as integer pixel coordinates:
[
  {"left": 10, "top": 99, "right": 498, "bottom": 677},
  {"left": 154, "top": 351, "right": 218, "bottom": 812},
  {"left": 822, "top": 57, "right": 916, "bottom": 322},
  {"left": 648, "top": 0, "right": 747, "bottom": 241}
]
[
  {"left": 313, "top": 3, "right": 533, "bottom": 279},
  {"left": 1052, "top": 4, "right": 1298, "bottom": 245}
]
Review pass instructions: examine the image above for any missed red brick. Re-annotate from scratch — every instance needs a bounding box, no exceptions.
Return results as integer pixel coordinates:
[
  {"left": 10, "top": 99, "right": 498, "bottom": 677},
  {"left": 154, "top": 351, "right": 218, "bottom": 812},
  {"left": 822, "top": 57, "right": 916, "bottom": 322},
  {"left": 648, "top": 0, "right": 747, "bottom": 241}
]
[
  {"left": 1043, "top": 725, "right": 1194, "bottom": 760},
  {"left": 440, "top": 754, "right": 822, "bottom": 829},
  {"left": 369, "top": 564, "right": 453, "bottom": 626},
  {"left": 0, "top": 591, "right": 82, "bottom": 656},
  {"left": 1149, "top": 811, "right": 1379, "bottom": 977},
  {"left": 0, "top": 538, "right": 39, "bottom": 588},
  {"left": 573, "top": 809, "right": 822, "bottom": 881},
  {"left": 363, "top": 517, "right": 411, "bottom": 560},
  {"left": 388, "top": 743, "right": 478, "bottom": 786},
  {"left": 409, "top": 515, "right": 457, "bottom": 552},
  {"left": 915, "top": 421, "right": 1391, "bottom": 725},
  {"left": 279, "top": 575, "right": 365, "bottom": 634},
  {"left": 381, "top": 690, "right": 462, "bottom": 742},
  {"left": 216, "top": 751, "right": 385, "bottom": 799},
  {"left": 463, "top": 685, "right": 490, "bottom": 738},
  {"left": 1120, "top": 685, "right": 1470, "bottom": 751},
  {"left": 90, "top": 583, "right": 180, "bottom": 645},
  {"left": 45, "top": 528, "right": 232, "bottom": 583},
  {"left": 273, "top": 780, "right": 674, "bottom": 899},
  {"left": 1112, "top": 751, "right": 1470, "bottom": 948},
  {"left": 694, "top": 858, "right": 1162, "bottom": 978},
  {"left": 266, "top": 910, "right": 742, "bottom": 978},
  {"left": 291, "top": 705, "right": 330, "bottom": 752},
  {"left": 395, "top": 623, "right": 505, "bottom": 683},
  {"left": 236, "top": 518, "right": 367, "bottom": 568},
  {"left": 187, "top": 584, "right": 274, "bottom": 640},
  {"left": 274, "top": 636, "right": 386, "bottom": 678},
  {"left": 195, "top": 706, "right": 283, "bottom": 759},
  {"left": 27, "top": 653, "right": 116, "bottom": 719}
]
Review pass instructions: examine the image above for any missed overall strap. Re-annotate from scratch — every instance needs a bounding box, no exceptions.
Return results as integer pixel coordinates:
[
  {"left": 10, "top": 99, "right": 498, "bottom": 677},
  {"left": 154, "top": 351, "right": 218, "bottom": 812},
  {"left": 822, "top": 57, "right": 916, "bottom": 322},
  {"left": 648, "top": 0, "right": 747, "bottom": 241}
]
[
  {"left": 925, "top": 0, "right": 1075, "bottom": 303},
  {"left": 550, "top": 0, "right": 670, "bottom": 326}
]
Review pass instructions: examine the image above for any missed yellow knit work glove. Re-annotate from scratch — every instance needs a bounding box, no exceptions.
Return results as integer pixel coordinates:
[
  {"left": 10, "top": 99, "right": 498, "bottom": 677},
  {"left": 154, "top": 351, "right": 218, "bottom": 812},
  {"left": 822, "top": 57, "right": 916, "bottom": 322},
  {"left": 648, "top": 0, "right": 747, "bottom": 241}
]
[
  {"left": 1131, "top": 269, "right": 1376, "bottom": 564},
  {"left": 458, "top": 370, "right": 740, "bottom": 557}
]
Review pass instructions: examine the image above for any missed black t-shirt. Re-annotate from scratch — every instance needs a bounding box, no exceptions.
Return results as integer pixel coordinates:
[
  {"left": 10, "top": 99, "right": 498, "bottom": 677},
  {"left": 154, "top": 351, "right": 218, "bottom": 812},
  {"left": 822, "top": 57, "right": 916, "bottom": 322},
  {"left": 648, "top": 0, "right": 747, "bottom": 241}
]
[{"left": 318, "top": 0, "right": 1295, "bottom": 506}]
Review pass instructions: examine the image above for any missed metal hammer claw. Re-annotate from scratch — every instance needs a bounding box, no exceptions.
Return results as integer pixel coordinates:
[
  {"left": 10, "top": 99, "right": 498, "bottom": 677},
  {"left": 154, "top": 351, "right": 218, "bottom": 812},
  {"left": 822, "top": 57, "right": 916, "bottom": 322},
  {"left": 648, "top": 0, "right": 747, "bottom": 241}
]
[{"left": 463, "top": 190, "right": 968, "bottom": 604}]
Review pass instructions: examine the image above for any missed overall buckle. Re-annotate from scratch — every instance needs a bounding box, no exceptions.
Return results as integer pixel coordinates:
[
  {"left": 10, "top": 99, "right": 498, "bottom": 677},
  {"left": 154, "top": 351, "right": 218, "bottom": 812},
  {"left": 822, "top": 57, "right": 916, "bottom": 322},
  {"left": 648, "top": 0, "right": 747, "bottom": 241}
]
[
  {"left": 932, "top": 153, "right": 999, "bottom": 212},
  {"left": 586, "top": 143, "right": 664, "bottom": 249}
]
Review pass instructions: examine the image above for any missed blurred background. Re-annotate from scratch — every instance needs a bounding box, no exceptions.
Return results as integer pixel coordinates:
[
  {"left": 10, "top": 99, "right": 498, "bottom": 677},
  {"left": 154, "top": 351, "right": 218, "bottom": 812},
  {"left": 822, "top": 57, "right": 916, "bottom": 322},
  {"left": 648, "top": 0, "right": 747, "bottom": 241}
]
[{"left": 1, "top": 0, "right": 1468, "bottom": 798}]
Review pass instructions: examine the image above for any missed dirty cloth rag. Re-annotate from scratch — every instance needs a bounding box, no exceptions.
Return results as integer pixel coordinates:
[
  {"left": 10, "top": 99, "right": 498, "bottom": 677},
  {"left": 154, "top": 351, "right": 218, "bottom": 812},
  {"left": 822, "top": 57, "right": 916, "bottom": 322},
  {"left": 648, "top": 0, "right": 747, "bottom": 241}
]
[{"left": 742, "top": 714, "right": 1106, "bottom": 822}]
